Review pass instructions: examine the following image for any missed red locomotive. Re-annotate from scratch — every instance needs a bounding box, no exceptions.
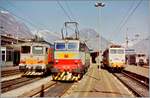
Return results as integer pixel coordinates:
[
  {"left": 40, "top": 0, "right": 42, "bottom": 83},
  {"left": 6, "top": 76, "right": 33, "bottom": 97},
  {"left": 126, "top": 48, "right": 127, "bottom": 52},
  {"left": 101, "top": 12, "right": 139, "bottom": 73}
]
[{"left": 51, "top": 22, "right": 90, "bottom": 81}]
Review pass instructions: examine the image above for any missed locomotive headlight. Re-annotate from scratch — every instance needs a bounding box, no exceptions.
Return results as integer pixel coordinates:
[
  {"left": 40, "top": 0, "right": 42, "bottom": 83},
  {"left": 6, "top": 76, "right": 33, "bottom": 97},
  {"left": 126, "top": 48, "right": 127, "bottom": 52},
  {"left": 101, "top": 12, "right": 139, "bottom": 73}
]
[
  {"left": 20, "top": 60, "right": 25, "bottom": 64},
  {"left": 77, "top": 64, "right": 80, "bottom": 67},
  {"left": 55, "top": 60, "right": 59, "bottom": 63},
  {"left": 74, "top": 60, "right": 78, "bottom": 64}
]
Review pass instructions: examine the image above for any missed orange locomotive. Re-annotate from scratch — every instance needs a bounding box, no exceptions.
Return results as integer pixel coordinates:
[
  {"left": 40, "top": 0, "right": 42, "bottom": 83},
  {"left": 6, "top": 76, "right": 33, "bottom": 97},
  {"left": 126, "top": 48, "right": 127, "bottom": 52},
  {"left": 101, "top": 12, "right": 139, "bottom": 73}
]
[
  {"left": 19, "top": 41, "right": 54, "bottom": 75},
  {"left": 51, "top": 22, "right": 90, "bottom": 81}
]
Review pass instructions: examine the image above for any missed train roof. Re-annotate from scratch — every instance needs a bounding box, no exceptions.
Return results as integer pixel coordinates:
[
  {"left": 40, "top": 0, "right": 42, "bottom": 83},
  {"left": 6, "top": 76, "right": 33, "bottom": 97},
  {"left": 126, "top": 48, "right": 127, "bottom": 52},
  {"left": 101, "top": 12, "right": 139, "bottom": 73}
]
[
  {"left": 20, "top": 42, "right": 52, "bottom": 47},
  {"left": 109, "top": 44, "right": 123, "bottom": 48},
  {"left": 54, "top": 39, "right": 80, "bottom": 43}
]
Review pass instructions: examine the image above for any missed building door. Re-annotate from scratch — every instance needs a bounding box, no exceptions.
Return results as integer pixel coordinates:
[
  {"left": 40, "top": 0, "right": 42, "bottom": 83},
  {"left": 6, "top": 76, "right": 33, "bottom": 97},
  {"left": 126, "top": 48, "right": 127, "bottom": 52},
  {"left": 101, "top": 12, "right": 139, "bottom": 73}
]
[{"left": 13, "top": 51, "right": 20, "bottom": 66}]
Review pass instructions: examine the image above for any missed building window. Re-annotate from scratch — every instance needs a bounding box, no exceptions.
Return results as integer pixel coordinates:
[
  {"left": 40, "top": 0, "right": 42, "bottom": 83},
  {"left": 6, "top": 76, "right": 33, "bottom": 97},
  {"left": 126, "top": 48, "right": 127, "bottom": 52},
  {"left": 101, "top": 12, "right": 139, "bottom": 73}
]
[
  {"left": 2, "top": 51, "right": 5, "bottom": 61},
  {"left": 6, "top": 50, "right": 12, "bottom": 61}
]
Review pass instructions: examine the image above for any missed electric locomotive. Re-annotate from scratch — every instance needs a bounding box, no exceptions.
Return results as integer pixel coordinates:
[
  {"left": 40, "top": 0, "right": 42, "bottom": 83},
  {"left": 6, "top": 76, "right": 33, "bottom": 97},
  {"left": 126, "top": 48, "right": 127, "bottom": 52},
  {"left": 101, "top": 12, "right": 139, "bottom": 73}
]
[
  {"left": 102, "top": 44, "right": 126, "bottom": 72},
  {"left": 51, "top": 22, "right": 90, "bottom": 81},
  {"left": 19, "top": 41, "right": 54, "bottom": 76}
]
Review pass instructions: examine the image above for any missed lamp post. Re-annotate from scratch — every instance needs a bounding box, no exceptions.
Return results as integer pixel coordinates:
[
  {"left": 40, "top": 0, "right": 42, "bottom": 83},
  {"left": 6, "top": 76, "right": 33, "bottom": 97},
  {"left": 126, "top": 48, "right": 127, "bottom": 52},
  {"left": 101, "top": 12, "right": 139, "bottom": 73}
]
[{"left": 94, "top": 2, "right": 105, "bottom": 67}]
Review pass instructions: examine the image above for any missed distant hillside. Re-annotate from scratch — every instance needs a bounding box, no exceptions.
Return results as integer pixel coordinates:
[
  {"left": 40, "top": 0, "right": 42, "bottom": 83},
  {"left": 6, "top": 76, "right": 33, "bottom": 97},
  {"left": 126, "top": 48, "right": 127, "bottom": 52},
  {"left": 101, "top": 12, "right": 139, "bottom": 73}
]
[
  {"left": 79, "top": 28, "right": 112, "bottom": 51},
  {"left": 0, "top": 10, "right": 33, "bottom": 39},
  {"left": 36, "top": 28, "right": 112, "bottom": 49},
  {"left": 131, "top": 36, "right": 150, "bottom": 55},
  {"left": 37, "top": 30, "right": 61, "bottom": 44}
]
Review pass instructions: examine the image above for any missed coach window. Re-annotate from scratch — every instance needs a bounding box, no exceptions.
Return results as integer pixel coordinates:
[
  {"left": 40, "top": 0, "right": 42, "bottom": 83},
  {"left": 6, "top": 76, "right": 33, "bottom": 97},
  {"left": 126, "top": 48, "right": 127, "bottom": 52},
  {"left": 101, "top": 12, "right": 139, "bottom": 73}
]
[
  {"left": 32, "top": 46, "right": 43, "bottom": 54},
  {"left": 68, "top": 43, "right": 78, "bottom": 51},
  {"left": 21, "top": 46, "right": 30, "bottom": 53},
  {"left": 55, "top": 43, "right": 65, "bottom": 50}
]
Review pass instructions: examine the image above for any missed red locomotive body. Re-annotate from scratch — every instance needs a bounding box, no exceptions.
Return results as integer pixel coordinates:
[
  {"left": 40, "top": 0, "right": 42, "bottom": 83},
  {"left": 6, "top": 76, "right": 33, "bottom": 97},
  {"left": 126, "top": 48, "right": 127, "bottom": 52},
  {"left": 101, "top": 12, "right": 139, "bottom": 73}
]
[{"left": 51, "top": 39, "right": 90, "bottom": 81}]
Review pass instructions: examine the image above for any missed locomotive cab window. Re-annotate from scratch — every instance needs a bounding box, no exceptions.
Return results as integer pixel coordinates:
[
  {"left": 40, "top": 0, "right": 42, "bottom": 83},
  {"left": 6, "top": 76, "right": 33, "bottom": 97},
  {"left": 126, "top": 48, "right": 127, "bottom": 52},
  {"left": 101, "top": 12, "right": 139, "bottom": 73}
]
[
  {"left": 80, "top": 43, "right": 85, "bottom": 52},
  {"left": 21, "top": 46, "right": 30, "bottom": 53},
  {"left": 68, "top": 43, "right": 78, "bottom": 51},
  {"left": 46, "top": 48, "right": 48, "bottom": 53},
  {"left": 117, "top": 49, "right": 124, "bottom": 54},
  {"left": 32, "top": 46, "right": 43, "bottom": 54},
  {"left": 110, "top": 49, "right": 124, "bottom": 54},
  {"left": 55, "top": 43, "right": 65, "bottom": 50},
  {"left": 110, "top": 49, "right": 117, "bottom": 54}
]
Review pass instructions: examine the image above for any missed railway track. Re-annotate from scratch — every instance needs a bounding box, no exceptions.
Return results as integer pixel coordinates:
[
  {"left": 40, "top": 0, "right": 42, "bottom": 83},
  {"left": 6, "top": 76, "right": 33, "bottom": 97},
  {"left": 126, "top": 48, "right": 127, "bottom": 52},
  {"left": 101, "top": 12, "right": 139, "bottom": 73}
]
[
  {"left": 1, "top": 69, "right": 21, "bottom": 77},
  {"left": 113, "top": 70, "right": 149, "bottom": 97},
  {"left": 1, "top": 77, "right": 41, "bottom": 93},
  {"left": 42, "top": 82, "right": 73, "bottom": 97},
  {"left": 20, "top": 81, "right": 73, "bottom": 97}
]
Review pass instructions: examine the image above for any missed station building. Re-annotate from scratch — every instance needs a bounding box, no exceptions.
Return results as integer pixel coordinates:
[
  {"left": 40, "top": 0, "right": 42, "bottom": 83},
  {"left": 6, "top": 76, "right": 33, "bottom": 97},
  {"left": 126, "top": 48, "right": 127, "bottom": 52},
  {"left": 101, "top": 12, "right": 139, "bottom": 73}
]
[{"left": 0, "top": 34, "right": 26, "bottom": 66}]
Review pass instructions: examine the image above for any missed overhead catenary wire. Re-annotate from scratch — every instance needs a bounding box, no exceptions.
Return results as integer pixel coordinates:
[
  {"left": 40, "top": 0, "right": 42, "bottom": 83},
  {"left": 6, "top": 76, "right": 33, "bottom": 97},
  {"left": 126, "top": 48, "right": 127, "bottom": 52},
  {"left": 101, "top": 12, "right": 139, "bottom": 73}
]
[
  {"left": 0, "top": 6, "right": 57, "bottom": 39},
  {"left": 117, "top": 0, "right": 143, "bottom": 33},
  {"left": 56, "top": 1, "right": 73, "bottom": 21},
  {"left": 109, "top": 0, "right": 143, "bottom": 43},
  {"left": 3, "top": 0, "right": 54, "bottom": 32},
  {"left": 3, "top": 0, "right": 79, "bottom": 38},
  {"left": 64, "top": 1, "right": 77, "bottom": 21},
  {"left": 0, "top": 7, "right": 38, "bottom": 30},
  {"left": 112, "top": 1, "right": 136, "bottom": 35}
]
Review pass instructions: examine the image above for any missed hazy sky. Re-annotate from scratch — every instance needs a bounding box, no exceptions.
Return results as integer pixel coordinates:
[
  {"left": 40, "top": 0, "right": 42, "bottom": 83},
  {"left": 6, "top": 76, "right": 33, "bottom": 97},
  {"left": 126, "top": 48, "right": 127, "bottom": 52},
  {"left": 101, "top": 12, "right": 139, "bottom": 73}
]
[{"left": 0, "top": 0, "right": 149, "bottom": 45}]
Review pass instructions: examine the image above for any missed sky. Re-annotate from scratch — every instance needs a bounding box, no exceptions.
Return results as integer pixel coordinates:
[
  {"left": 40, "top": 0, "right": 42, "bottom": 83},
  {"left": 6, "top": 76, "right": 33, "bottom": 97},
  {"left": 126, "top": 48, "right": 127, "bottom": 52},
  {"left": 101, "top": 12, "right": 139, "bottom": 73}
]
[{"left": 0, "top": 0, "right": 149, "bottom": 45}]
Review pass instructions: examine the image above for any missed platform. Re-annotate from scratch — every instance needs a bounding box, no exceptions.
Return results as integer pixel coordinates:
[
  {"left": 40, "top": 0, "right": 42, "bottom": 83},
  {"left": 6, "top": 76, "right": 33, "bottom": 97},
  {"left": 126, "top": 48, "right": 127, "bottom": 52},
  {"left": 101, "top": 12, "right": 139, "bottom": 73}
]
[
  {"left": 63, "top": 64, "right": 134, "bottom": 97},
  {"left": 124, "top": 65, "right": 149, "bottom": 78},
  {"left": 1, "top": 66, "right": 19, "bottom": 71}
]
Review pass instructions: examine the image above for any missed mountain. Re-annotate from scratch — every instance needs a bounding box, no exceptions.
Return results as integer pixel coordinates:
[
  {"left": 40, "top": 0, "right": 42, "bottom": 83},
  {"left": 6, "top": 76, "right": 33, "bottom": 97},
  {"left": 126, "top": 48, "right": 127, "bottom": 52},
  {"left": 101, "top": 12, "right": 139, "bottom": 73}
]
[
  {"left": 37, "top": 30, "right": 61, "bottom": 44},
  {"left": 79, "top": 28, "right": 112, "bottom": 52},
  {"left": 131, "top": 36, "right": 150, "bottom": 56},
  {"left": 0, "top": 10, "right": 33, "bottom": 39},
  {"left": 39, "top": 28, "right": 112, "bottom": 50}
]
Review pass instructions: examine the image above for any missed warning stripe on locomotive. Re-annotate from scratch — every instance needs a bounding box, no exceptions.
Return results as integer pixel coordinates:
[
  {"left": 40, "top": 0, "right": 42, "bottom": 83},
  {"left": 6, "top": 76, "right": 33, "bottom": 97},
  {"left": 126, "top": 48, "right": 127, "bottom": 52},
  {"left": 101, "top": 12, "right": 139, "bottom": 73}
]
[{"left": 53, "top": 72, "right": 80, "bottom": 81}]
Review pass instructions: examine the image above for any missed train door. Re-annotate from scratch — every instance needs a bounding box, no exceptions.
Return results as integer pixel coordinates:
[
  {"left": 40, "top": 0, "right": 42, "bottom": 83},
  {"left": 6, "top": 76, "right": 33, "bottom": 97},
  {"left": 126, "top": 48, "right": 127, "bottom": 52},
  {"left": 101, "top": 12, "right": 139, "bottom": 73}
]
[{"left": 13, "top": 50, "right": 20, "bottom": 66}]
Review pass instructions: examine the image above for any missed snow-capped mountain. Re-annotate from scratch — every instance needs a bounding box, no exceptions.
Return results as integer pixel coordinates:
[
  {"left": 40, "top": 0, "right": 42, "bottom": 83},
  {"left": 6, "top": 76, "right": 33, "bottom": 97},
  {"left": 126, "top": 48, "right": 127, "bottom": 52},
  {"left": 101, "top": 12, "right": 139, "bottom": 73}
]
[{"left": 0, "top": 10, "right": 33, "bottom": 39}]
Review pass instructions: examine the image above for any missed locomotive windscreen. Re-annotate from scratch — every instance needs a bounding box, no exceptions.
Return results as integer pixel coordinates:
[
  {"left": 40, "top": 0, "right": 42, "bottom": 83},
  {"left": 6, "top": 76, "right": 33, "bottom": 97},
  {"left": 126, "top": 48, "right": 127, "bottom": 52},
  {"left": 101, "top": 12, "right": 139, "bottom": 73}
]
[
  {"left": 21, "top": 46, "right": 30, "bottom": 53},
  {"left": 55, "top": 42, "right": 78, "bottom": 51},
  {"left": 32, "top": 46, "right": 43, "bottom": 54},
  {"left": 110, "top": 49, "right": 124, "bottom": 54},
  {"left": 68, "top": 42, "right": 78, "bottom": 51},
  {"left": 55, "top": 43, "right": 65, "bottom": 50}
]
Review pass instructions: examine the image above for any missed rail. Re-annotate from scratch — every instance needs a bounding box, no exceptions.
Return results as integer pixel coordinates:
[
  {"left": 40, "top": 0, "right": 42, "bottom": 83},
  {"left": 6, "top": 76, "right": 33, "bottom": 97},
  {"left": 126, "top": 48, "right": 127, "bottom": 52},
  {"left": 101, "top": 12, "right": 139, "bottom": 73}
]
[
  {"left": 1, "top": 69, "right": 21, "bottom": 77},
  {"left": 1, "top": 77, "right": 41, "bottom": 93},
  {"left": 19, "top": 82, "right": 73, "bottom": 97},
  {"left": 113, "top": 71, "right": 149, "bottom": 97}
]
